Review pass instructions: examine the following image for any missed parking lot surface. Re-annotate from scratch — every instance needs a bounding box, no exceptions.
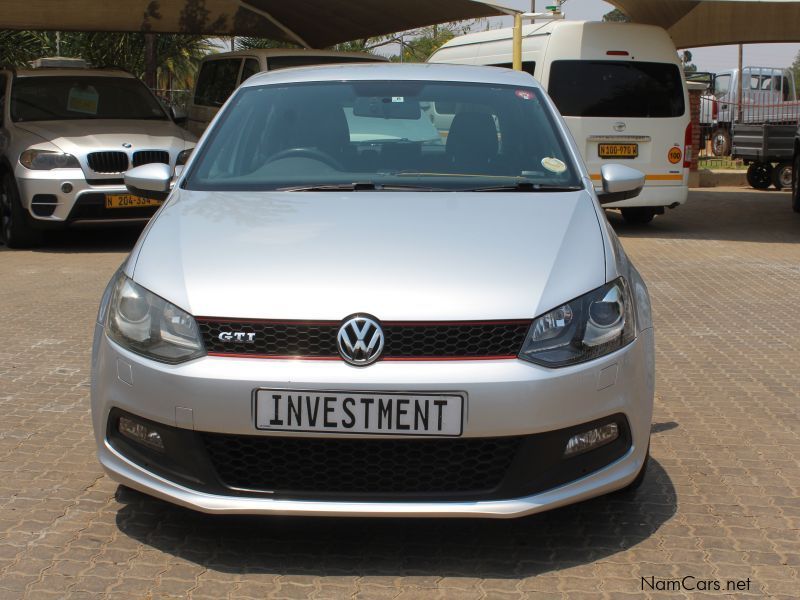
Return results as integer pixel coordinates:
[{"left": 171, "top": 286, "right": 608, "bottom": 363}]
[{"left": 1, "top": 187, "right": 799, "bottom": 599}]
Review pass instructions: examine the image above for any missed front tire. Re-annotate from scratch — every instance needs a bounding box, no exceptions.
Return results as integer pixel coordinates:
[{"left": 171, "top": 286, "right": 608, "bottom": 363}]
[
  {"left": 772, "top": 162, "right": 792, "bottom": 190},
  {"left": 0, "top": 173, "right": 43, "bottom": 248},
  {"left": 621, "top": 207, "right": 657, "bottom": 225},
  {"left": 793, "top": 153, "right": 800, "bottom": 213},
  {"left": 746, "top": 162, "right": 773, "bottom": 190}
]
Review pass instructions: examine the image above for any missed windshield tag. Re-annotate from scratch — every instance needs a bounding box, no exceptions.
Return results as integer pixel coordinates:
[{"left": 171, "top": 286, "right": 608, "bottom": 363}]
[
  {"left": 515, "top": 90, "right": 534, "bottom": 100},
  {"left": 391, "top": 96, "right": 405, "bottom": 103},
  {"left": 541, "top": 157, "right": 567, "bottom": 173},
  {"left": 67, "top": 85, "right": 99, "bottom": 115}
]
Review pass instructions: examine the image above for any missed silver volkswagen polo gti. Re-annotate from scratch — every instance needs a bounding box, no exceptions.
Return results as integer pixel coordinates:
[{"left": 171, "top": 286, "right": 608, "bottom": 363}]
[{"left": 91, "top": 63, "right": 655, "bottom": 518}]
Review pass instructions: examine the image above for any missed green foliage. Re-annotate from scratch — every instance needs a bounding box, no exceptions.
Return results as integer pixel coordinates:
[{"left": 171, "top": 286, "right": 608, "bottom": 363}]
[
  {"left": 0, "top": 31, "right": 210, "bottom": 89},
  {"left": 602, "top": 9, "right": 630, "bottom": 23},
  {"left": 792, "top": 50, "right": 800, "bottom": 94},
  {"left": 681, "top": 50, "right": 697, "bottom": 73}
]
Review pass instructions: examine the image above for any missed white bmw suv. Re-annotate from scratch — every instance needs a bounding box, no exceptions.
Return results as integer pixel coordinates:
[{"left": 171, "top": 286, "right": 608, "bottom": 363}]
[{"left": 0, "top": 59, "right": 196, "bottom": 248}]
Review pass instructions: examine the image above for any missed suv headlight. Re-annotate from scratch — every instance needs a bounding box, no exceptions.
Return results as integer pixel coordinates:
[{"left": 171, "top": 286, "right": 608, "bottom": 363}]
[
  {"left": 176, "top": 148, "right": 193, "bottom": 167},
  {"left": 20, "top": 150, "right": 80, "bottom": 170},
  {"left": 519, "top": 278, "right": 635, "bottom": 367},
  {"left": 105, "top": 273, "right": 205, "bottom": 364}
]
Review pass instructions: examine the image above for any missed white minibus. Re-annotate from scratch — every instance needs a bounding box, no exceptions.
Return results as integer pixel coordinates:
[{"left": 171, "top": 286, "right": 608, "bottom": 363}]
[{"left": 429, "top": 21, "right": 691, "bottom": 224}]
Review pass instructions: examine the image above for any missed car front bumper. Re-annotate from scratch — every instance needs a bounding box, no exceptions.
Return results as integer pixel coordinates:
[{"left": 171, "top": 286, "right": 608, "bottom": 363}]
[
  {"left": 15, "top": 166, "right": 160, "bottom": 226},
  {"left": 91, "top": 324, "right": 655, "bottom": 518}
]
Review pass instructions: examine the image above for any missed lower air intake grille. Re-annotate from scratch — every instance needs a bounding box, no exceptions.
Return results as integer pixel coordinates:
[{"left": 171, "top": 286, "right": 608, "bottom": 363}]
[
  {"left": 87, "top": 151, "right": 129, "bottom": 173},
  {"left": 201, "top": 433, "right": 523, "bottom": 496},
  {"left": 133, "top": 150, "right": 170, "bottom": 167}
]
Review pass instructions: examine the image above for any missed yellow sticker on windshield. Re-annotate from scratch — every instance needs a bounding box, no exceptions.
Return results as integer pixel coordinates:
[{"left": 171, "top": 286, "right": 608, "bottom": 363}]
[
  {"left": 541, "top": 157, "right": 567, "bottom": 173},
  {"left": 67, "top": 85, "right": 99, "bottom": 115}
]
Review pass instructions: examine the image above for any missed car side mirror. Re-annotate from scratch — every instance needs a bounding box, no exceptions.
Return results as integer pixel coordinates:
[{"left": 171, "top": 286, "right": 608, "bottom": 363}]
[
  {"left": 596, "top": 164, "right": 645, "bottom": 205},
  {"left": 125, "top": 163, "right": 172, "bottom": 201},
  {"left": 170, "top": 105, "right": 188, "bottom": 125}
]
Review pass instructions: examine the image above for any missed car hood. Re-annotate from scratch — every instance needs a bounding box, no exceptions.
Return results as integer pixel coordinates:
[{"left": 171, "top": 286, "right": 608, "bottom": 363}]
[
  {"left": 131, "top": 189, "right": 606, "bottom": 321},
  {"left": 16, "top": 119, "right": 194, "bottom": 153}
]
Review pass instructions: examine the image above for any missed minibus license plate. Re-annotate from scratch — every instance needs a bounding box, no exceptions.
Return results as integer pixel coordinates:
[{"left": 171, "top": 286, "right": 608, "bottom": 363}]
[
  {"left": 105, "top": 194, "right": 162, "bottom": 209},
  {"left": 255, "top": 390, "right": 464, "bottom": 436},
  {"left": 598, "top": 143, "right": 638, "bottom": 159}
]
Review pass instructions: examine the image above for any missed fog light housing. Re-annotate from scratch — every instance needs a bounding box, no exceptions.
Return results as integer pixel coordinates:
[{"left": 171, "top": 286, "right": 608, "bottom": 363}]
[
  {"left": 118, "top": 416, "right": 165, "bottom": 452},
  {"left": 564, "top": 422, "right": 619, "bottom": 457}
]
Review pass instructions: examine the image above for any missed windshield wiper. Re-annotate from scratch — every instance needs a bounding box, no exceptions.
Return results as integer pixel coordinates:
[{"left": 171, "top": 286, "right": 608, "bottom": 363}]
[
  {"left": 464, "top": 183, "right": 583, "bottom": 192},
  {"left": 277, "top": 182, "right": 448, "bottom": 192}
]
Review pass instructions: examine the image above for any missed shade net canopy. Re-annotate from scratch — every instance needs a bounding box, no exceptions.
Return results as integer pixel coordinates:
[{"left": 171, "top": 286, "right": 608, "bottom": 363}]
[
  {"left": 0, "top": 0, "right": 527, "bottom": 48},
  {"left": 609, "top": 0, "right": 800, "bottom": 48}
]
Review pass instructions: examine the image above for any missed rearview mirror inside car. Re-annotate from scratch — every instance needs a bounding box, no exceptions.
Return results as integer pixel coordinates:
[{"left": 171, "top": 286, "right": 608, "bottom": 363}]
[
  {"left": 596, "top": 164, "right": 646, "bottom": 205},
  {"left": 353, "top": 97, "right": 421, "bottom": 120},
  {"left": 124, "top": 163, "right": 172, "bottom": 201},
  {"left": 170, "top": 105, "right": 188, "bottom": 125}
]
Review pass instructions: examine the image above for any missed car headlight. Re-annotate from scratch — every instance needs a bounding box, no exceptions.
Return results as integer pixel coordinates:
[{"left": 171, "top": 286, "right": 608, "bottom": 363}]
[
  {"left": 176, "top": 148, "right": 193, "bottom": 167},
  {"left": 20, "top": 149, "right": 80, "bottom": 170},
  {"left": 105, "top": 273, "right": 205, "bottom": 364},
  {"left": 519, "top": 278, "right": 635, "bottom": 367}
]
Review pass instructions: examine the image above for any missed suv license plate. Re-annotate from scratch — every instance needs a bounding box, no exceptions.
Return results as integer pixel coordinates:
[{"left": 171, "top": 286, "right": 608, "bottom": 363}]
[
  {"left": 598, "top": 143, "right": 639, "bottom": 159},
  {"left": 255, "top": 390, "right": 464, "bottom": 436},
  {"left": 105, "top": 194, "right": 162, "bottom": 209}
]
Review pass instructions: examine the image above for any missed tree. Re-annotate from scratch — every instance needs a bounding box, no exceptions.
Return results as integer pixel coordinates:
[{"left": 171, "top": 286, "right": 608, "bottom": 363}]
[
  {"left": 0, "top": 31, "right": 211, "bottom": 92},
  {"left": 681, "top": 50, "right": 698, "bottom": 73},
  {"left": 602, "top": 9, "right": 630, "bottom": 23},
  {"left": 792, "top": 50, "right": 800, "bottom": 94}
]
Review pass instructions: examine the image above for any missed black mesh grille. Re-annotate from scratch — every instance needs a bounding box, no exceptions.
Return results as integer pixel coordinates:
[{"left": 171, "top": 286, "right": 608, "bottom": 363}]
[
  {"left": 201, "top": 433, "right": 522, "bottom": 496},
  {"left": 132, "top": 150, "right": 170, "bottom": 167},
  {"left": 87, "top": 151, "right": 129, "bottom": 173},
  {"left": 196, "top": 319, "right": 530, "bottom": 358}
]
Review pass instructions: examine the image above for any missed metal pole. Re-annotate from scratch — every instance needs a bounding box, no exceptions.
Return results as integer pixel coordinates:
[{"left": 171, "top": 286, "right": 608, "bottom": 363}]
[
  {"left": 737, "top": 43, "right": 743, "bottom": 123},
  {"left": 513, "top": 12, "right": 522, "bottom": 71}
]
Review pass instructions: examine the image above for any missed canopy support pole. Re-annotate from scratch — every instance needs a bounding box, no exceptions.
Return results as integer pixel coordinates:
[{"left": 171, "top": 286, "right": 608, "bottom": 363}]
[
  {"left": 513, "top": 12, "right": 522, "bottom": 70},
  {"left": 239, "top": 1, "right": 312, "bottom": 49}
]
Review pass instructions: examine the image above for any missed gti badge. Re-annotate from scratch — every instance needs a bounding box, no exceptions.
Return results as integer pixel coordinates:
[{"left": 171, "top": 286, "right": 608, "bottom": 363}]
[
  {"left": 337, "top": 315, "right": 384, "bottom": 366},
  {"left": 218, "top": 331, "right": 256, "bottom": 343}
]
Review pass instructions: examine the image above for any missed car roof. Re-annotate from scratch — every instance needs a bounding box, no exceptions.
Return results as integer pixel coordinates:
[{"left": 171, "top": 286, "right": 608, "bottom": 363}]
[
  {"left": 240, "top": 62, "right": 541, "bottom": 88},
  {"left": 12, "top": 68, "right": 136, "bottom": 78},
  {"left": 202, "top": 48, "right": 386, "bottom": 61}
]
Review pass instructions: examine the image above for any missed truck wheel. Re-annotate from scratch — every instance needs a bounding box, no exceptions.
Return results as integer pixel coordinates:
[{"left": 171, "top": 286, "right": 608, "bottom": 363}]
[
  {"left": 746, "top": 162, "right": 773, "bottom": 190},
  {"left": 0, "top": 173, "right": 43, "bottom": 248},
  {"left": 793, "top": 154, "right": 800, "bottom": 213},
  {"left": 621, "top": 207, "right": 657, "bottom": 225},
  {"left": 711, "top": 127, "right": 731, "bottom": 156},
  {"left": 772, "top": 162, "right": 792, "bottom": 190}
]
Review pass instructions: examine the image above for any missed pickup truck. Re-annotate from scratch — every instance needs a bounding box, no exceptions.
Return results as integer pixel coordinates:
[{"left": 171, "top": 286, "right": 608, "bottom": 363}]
[
  {"left": 731, "top": 124, "right": 794, "bottom": 190},
  {"left": 701, "top": 67, "right": 800, "bottom": 156}
]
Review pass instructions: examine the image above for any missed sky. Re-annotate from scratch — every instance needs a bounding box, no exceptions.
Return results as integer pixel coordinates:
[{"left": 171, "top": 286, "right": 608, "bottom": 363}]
[{"left": 483, "top": 0, "right": 800, "bottom": 72}]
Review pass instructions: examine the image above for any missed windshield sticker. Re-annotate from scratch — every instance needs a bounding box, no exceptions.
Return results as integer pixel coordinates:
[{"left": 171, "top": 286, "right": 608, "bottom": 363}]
[
  {"left": 391, "top": 96, "right": 405, "bottom": 103},
  {"left": 541, "top": 157, "right": 567, "bottom": 173},
  {"left": 67, "top": 85, "right": 99, "bottom": 115},
  {"left": 515, "top": 90, "right": 534, "bottom": 100}
]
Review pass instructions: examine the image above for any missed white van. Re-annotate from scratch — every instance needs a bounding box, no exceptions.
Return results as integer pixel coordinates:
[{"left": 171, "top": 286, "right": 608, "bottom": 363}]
[
  {"left": 429, "top": 21, "right": 691, "bottom": 224},
  {"left": 187, "top": 49, "right": 387, "bottom": 137}
]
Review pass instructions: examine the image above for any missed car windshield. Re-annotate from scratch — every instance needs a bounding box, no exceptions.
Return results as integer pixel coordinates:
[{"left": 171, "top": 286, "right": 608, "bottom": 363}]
[
  {"left": 11, "top": 76, "right": 168, "bottom": 122},
  {"left": 183, "top": 80, "right": 581, "bottom": 192}
]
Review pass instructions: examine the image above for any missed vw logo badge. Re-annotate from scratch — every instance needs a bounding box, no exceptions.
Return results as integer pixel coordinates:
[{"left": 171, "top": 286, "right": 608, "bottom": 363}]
[
  {"left": 337, "top": 315, "right": 384, "bottom": 366},
  {"left": 613, "top": 122, "right": 626, "bottom": 133},
  {"left": 122, "top": 142, "right": 132, "bottom": 148}
]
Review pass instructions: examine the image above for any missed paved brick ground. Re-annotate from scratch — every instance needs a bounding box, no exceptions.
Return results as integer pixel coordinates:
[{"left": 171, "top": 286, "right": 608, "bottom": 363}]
[{"left": 1, "top": 187, "right": 798, "bottom": 599}]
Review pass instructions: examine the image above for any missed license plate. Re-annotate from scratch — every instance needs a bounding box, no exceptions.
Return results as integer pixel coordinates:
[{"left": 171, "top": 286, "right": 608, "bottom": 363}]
[
  {"left": 105, "top": 194, "right": 162, "bottom": 209},
  {"left": 598, "top": 143, "right": 638, "bottom": 159},
  {"left": 255, "top": 390, "right": 464, "bottom": 436}
]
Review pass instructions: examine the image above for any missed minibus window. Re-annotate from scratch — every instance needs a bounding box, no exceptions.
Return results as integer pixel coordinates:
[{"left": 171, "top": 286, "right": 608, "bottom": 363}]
[{"left": 548, "top": 60, "right": 685, "bottom": 118}]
